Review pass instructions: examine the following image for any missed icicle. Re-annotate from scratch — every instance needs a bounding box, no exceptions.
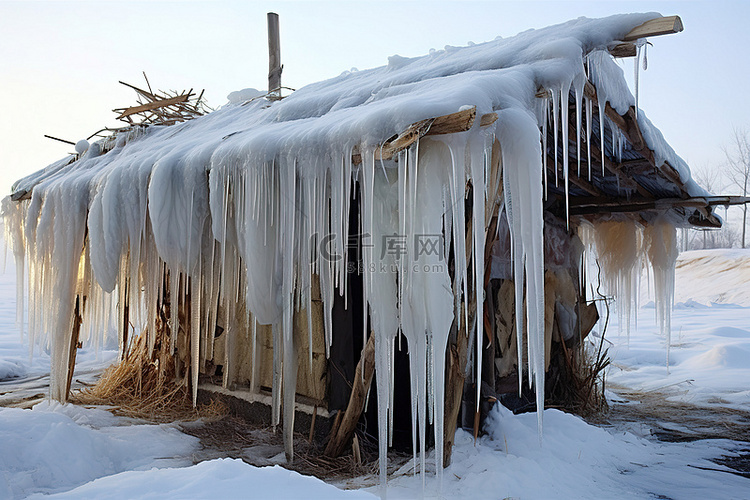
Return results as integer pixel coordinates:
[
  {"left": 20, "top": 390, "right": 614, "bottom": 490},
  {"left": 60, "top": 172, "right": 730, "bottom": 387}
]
[
  {"left": 542, "top": 96, "right": 549, "bottom": 200},
  {"left": 271, "top": 322, "right": 282, "bottom": 429},
  {"left": 552, "top": 90, "right": 560, "bottom": 188},
  {"left": 598, "top": 104, "right": 606, "bottom": 177},
  {"left": 634, "top": 41, "right": 642, "bottom": 120},
  {"left": 561, "top": 83, "right": 571, "bottom": 229},
  {"left": 591, "top": 220, "right": 642, "bottom": 341},
  {"left": 586, "top": 96, "right": 593, "bottom": 180},
  {"left": 497, "top": 108, "right": 545, "bottom": 437},
  {"left": 280, "top": 157, "right": 298, "bottom": 462},
  {"left": 645, "top": 220, "right": 678, "bottom": 372},
  {"left": 190, "top": 274, "right": 201, "bottom": 406},
  {"left": 470, "top": 136, "right": 486, "bottom": 415},
  {"left": 574, "top": 80, "right": 583, "bottom": 178}
]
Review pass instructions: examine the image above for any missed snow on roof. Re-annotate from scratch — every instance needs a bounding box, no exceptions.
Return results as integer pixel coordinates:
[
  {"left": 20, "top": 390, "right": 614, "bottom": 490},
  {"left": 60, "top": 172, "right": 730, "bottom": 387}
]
[{"left": 12, "top": 13, "right": 686, "bottom": 194}]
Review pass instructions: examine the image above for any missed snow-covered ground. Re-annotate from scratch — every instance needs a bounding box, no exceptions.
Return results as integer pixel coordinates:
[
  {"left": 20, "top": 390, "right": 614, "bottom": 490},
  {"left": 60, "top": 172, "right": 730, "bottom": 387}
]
[
  {"left": 0, "top": 254, "right": 118, "bottom": 407},
  {"left": 607, "top": 249, "right": 750, "bottom": 411},
  {"left": 1, "top": 249, "right": 749, "bottom": 498}
]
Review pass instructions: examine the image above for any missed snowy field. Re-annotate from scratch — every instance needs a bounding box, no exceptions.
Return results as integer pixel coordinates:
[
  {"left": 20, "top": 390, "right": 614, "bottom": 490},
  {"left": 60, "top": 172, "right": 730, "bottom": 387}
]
[
  {"left": 608, "top": 249, "right": 750, "bottom": 411},
  {"left": 1, "top": 249, "right": 749, "bottom": 498}
]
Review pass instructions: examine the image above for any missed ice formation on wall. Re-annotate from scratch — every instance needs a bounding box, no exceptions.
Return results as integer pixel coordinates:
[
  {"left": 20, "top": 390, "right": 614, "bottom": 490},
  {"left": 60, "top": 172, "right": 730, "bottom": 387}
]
[
  {"left": 581, "top": 218, "right": 679, "bottom": 353},
  {"left": 2, "top": 12, "right": 695, "bottom": 491},
  {"left": 645, "top": 219, "right": 679, "bottom": 367},
  {"left": 591, "top": 220, "right": 643, "bottom": 340}
]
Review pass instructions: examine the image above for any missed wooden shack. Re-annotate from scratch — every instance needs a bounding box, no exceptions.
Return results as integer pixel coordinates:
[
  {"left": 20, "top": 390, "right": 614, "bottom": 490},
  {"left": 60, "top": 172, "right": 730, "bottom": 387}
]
[{"left": 5, "top": 13, "right": 745, "bottom": 481}]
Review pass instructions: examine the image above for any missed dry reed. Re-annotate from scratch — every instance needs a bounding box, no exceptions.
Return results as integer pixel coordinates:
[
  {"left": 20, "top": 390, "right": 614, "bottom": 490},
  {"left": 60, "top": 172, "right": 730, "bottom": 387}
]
[{"left": 72, "top": 329, "right": 226, "bottom": 422}]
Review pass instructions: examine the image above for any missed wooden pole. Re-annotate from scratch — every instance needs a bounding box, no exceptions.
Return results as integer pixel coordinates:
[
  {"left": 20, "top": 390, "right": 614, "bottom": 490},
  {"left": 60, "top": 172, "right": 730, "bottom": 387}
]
[
  {"left": 65, "top": 295, "right": 83, "bottom": 400},
  {"left": 324, "top": 333, "right": 376, "bottom": 458},
  {"left": 267, "top": 12, "right": 282, "bottom": 99}
]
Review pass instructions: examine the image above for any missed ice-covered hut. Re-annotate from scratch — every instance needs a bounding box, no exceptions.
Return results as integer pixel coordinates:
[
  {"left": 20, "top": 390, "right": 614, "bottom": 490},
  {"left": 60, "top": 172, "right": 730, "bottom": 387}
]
[{"left": 2, "top": 12, "right": 725, "bottom": 475}]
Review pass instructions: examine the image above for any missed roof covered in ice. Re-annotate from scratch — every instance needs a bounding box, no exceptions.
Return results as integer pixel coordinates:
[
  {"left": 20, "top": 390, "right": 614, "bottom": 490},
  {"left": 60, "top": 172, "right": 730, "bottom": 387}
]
[{"left": 11, "top": 13, "right": 709, "bottom": 221}]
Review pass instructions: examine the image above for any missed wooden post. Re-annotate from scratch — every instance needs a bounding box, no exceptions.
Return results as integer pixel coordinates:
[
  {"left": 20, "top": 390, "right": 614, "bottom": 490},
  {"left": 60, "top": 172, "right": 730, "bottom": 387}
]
[
  {"left": 324, "top": 333, "right": 376, "bottom": 458},
  {"left": 267, "top": 12, "right": 282, "bottom": 99},
  {"left": 443, "top": 310, "right": 468, "bottom": 467},
  {"left": 65, "top": 295, "right": 83, "bottom": 400}
]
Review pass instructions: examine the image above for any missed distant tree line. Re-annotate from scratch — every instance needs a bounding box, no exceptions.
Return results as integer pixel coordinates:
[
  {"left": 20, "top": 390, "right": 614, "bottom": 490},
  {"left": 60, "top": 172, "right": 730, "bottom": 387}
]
[{"left": 681, "top": 128, "right": 750, "bottom": 251}]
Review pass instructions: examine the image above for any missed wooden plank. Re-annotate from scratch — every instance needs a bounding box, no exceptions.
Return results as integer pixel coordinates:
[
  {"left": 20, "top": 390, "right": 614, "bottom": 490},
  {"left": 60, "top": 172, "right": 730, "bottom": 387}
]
[
  {"left": 324, "top": 333, "right": 375, "bottom": 458},
  {"left": 568, "top": 196, "right": 734, "bottom": 216},
  {"left": 609, "top": 43, "right": 637, "bottom": 58},
  {"left": 116, "top": 94, "right": 191, "bottom": 119},
  {"left": 118, "top": 80, "right": 159, "bottom": 102},
  {"left": 376, "top": 117, "right": 435, "bottom": 161},
  {"left": 428, "top": 106, "right": 477, "bottom": 135},
  {"left": 352, "top": 107, "right": 490, "bottom": 165},
  {"left": 480, "top": 112, "right": 499, "bottom": 127},
  {"left": 443, "top": 312, "right": 467, "bottom": 467},
  {"left": 545, "top": 155, "right": 604, "bottom": 197},
  {"left": 623, "top": 15, "right": 683, "bottom": 41}
]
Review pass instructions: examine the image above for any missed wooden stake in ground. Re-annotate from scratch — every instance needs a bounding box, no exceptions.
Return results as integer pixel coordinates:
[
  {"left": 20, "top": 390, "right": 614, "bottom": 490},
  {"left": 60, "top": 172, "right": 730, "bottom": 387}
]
[
  {"left": 324, "top": 334, "right": 376, "bottom": 458},
  {"left": 65, "top": 295, "right": 83, "bottom": 400}
]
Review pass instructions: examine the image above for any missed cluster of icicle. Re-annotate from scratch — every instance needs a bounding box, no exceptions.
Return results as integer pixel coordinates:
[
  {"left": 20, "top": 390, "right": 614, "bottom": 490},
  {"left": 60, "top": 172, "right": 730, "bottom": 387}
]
[
  {"left": 0, "top": 112, "right": 547, "bottom": 494},
  {"left": 580, "top": 218, "right": 679, "bottom": 364},
  {"left": 1, "top": 12, "right": 683, "bottom": 495}
]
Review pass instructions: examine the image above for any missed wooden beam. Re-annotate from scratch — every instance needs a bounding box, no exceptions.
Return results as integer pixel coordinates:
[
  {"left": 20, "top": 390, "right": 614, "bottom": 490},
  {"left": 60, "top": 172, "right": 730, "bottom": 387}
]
[
  {"left": 352, "top": 107, "right": 494, "bottom": 165},
  {"left": 324, "top": 333, "right": 375, "bottom": 458},
  {"left": 116, "top": 94, "right": 191, "bottom": 119},
  {"left": 689, "top": 213, "right": 722, "bottom": 228},
  {"left": 623, "top": 15, "right": 683, "bottom": 41},
  {"left": 479, "top": 112, "right": 499, "bottom": 127},
  {"left": 545, "top": 155, "right": 604, "bottom": 197},
  {"left": 616, "top": 159, "right": 656, "bottom": 176},
  {"left": 426, "top": 106, "right": 477, "bottom": 136},
  {"left": 567, "top": 196, "right": 748, "bottom": 216},
  {"left": 609, "top": 43, "right": 637, "bottom": 58},
  {"left": 444, "top": 307, "right": 468, "bottom": 467}
]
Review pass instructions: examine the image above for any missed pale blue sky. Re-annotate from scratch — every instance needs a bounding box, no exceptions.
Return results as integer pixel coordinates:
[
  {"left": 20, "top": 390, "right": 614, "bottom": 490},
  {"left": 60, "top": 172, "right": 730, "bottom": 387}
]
[{"left": 1, "top": 1, "right": 749, "bottom": 196}]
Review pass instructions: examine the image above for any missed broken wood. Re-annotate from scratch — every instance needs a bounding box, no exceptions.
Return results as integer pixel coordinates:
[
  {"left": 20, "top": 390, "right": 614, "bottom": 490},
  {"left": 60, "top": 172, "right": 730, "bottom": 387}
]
[
  {"left": 44, "top": 135, "right": 76, "bottom": 146},
  {"left": 352, "top": 108, "right": 498, "bottom": 165},
  {"left": 623, "top": 15, "right": 683, "bottom": 42},
  {"left": 609, "top": 43, "right": 637, "bottom": 58},
  {"left": 480, "top": 112, "right": 499, "bottom": 127},
  {"left": 116, "top": 94, "right": 191, "bottom": 120},
  {"left": 324, "top": 333, "right": 376, "bottom": 458},
  {"left": 113, "top": 76, "right": 208, "bottom": 127},
  {"left": 65, "top": 295, "right": 83, "bottom": 400}
]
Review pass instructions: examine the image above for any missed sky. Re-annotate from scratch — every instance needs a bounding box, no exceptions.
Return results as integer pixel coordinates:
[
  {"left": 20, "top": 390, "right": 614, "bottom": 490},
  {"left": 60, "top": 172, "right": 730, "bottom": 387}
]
[{"left": 1, "top": 0, "right": 749, "bottom": 197}]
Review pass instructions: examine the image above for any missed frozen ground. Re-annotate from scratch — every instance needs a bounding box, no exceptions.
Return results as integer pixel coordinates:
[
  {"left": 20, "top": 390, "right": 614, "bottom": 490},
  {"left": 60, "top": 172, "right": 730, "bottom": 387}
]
[
  {"left": 1, "top": 249, "right": 749, "bottom": 498},
  {"left": 607, "top": 249, "right": 750, "bottom": 411}
]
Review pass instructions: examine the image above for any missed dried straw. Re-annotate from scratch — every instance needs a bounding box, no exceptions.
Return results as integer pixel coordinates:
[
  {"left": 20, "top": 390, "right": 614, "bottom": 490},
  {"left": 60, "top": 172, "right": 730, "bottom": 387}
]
[{"left": 72, "top": 329, "right": 225, "bottom": 422}]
